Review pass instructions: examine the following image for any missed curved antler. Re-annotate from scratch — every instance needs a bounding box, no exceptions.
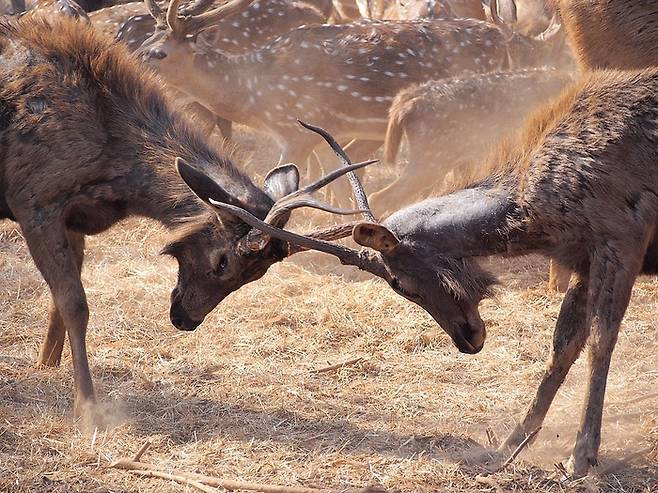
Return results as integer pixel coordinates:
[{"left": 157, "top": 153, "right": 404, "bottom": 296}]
[
  {"left": 212, "top": 201, "right": 391, "bottom": 279},
  {"left": 489, "top": 0, "right": 515, "bottom": 41},
  {"left": 534, "top": 12, "right": 562, "bottom": 42},
  {"left": 145, "top": 0, "right": 166, "bottom": 26},
  {"left": 297, "top": 120, "right": 377, "bottom": 223},
  {"left": 166, "top": 0, "right": 256, "bottom": 38}
]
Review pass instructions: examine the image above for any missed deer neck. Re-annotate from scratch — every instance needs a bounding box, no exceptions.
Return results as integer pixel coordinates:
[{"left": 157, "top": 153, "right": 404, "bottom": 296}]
[
  {"left": 383, "top": 181, "right": 533, "bottom": 258},
  {"left": 119, "top": 112, "right": 269, "bottom": 229},
  {"left": 179, "top": 47, "right": 262, "bottom": 126}
]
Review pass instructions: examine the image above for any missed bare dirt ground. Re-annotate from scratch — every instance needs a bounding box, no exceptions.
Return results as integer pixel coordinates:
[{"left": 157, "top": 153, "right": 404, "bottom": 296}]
[{"left": 1, "top": 127, "right": 657, "bottom": 492}]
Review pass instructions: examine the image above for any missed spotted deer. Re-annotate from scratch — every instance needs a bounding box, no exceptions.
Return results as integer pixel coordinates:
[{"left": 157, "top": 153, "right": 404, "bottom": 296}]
[
  {"left": 354, "top": 0, "right": 486, "bottom": 21},
  {"left": 369, "top": 68, "right": 573, "bottom": 216},
  {"left": 139, "top": 0, "right": 566, "bottom": 169},
  {"left": 0, "top": 15, "right": 368, "bottom": 418},
  {"left": 218, "top": 67, "right": 658, "bottom": 478}
]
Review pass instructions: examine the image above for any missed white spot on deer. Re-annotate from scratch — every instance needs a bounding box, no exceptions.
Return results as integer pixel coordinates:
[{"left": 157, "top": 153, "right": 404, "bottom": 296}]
[
  {"left": 337, "top": 85, "right": 348, "bottom": 91},
  {"left": 384, "top": 71, "right": 395, "bottom": 77}
]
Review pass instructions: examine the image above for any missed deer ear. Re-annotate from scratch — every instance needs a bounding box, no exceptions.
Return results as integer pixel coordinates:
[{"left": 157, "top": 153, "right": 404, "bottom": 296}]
[
  {"left": 176, "top": 157, "right": 247, "bottom": 225},
  {"left": 263, "top": 164, "right": 300, "bottom": 202},
  {"left": 353, "top": 223, "right": 400, "bottom": 255}
]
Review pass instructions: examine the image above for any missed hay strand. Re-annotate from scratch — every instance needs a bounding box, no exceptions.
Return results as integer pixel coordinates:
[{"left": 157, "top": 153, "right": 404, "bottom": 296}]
[
  {"left": 497, "top": 427, "right": 542, "bottom": 471},
  {"left": 110, "top": 459, "right": 382, "bottom": 493}
]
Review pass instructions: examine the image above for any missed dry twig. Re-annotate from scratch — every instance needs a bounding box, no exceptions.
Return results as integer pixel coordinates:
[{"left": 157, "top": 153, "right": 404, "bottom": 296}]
[
  {"left": 497, "top": 427, "right": 541, "bottom": 471},
  {"left": 311, "top": 357, "right": 364, "bottom": 374},
  {"left": 110, "top": 458, "right": 382, "bottom": 493}
]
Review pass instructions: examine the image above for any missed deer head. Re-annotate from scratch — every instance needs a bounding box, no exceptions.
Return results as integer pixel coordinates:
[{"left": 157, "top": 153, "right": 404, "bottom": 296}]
[
  {"left": 490, "top": 0, "right": 568, "bottom": 69},
  {"left": 164, "top": 123, "right": 376, "bottom": 331},
  {"left": 204, "top": 126, "right": 497, "bottom": 354},
  {"left": 136, "top": 0, "right": 253, "bottom": 70}
]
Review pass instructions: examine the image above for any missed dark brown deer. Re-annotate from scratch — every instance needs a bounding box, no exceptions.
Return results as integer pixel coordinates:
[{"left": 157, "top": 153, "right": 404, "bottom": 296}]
[
  {"left": 0, "top": 15, "right": 367, "bottom": 418},
  {"left": 556, "top": 0, "right": 658, "bottom": 69},
  {"left": 138, "top": 0, "right": 565, "bottom": 167},
  {"left": 216, "top": 67, "right": 658, "bottom": 477},
  {"left": 369, "top": 67, "right": 573, "bottom": 215}
]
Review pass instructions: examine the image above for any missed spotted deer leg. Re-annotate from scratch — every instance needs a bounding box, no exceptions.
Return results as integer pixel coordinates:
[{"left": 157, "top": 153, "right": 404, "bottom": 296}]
[
  {"left": 500, "top": 270, "right": 591, "bottom": 453},
  {"left": 21, "top": 219, "right": 94, "bottom": 417},
  {"left": 37, "top": 232, "right": 85, "bottom": 368}
]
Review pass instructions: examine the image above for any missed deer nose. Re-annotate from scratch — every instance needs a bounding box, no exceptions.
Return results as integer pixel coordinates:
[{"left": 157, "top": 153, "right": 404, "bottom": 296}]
[{"left": 170, "top": 305, "right": 202, "bottom": 331}]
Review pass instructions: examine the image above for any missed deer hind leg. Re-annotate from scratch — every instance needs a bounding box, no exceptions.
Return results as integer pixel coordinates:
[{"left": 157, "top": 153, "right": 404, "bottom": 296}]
[
  {"left": 500, "top": 270, "right": 591, "bottom": 453},
  {"left": 548, "top": 259, "right": 572, "bottom": 293},
  {"left": 37, "top": 232, "right": 85, "bottom": 367},
  {"left": 568, "top": 249, "right": 642, "bottom": 477},
  {"left": 21, "top": 222, "right": 94, "bottom": 417}
]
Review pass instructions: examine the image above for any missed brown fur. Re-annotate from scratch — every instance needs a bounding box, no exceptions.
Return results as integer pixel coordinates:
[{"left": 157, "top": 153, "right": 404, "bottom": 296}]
[
  {"left": 556, "top": 0, "right": 658, "bottom": 69},
  {"left": 0, "top": 17, "right": 288, "bottom": 417}
]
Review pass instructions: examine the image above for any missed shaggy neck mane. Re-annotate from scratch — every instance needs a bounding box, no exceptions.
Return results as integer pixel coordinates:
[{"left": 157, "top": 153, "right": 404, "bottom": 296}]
[{"left": 0, "top": 17, "right": 269, "bottom": 228}]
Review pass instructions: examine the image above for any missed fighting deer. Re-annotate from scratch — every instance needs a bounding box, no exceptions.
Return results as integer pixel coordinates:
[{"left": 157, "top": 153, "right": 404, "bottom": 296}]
[
  {"left": 0, "top": 15, "right": 368, "bottom": 418},
  {"left": 369, "top": 68, "right": 572, "bottom": 215},
  {"left": 556, "top": 0, "right": 658, "bottom": 69},
  {"left": 215, "top": 67, "right": 658, "bottom": 477},
  {"left": 138, "top": 0, "right": 566, "bottom": 168}
]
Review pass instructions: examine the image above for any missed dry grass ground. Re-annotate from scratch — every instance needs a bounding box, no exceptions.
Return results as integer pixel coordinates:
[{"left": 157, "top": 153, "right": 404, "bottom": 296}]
[{"left": 1, "top": 128, "right": 657, "bottom": 493}]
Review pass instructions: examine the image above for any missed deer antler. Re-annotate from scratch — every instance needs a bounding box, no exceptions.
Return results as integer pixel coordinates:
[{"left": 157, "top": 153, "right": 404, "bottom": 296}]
[
  {"left": 239, "top": 157, "right": 378, "bottom": 253},
  {"left": 297, "top": 120, "right": 377, "bottom": 223},
  {"left": 489, "top": 0, "right": 515, "bottom": 41},
  {"left": 145, "top": 0, "right": 166, "bottom": 26},
  {"left": 166, "top": 0, "right": 256, "bottom": 38},
  {"left": 213, "top": 201, "right": 391, "bottom": 279}
]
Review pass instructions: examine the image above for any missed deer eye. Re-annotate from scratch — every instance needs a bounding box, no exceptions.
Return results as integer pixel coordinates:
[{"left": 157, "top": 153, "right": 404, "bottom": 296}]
[{"left": 211, "top": 255, "right": 228, "bottom": 277}]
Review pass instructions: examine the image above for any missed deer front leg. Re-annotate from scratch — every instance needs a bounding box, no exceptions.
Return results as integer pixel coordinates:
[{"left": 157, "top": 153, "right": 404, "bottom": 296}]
[
  {"left": 500, "top": 271, "right": 591, "bottom": 453},
  {"left": 37, "top": 232, "right": 85, "bottom": 367},
  {"left": 21, "top": 222, "right": 94, "bottom": 417},
  {"left": 568, "top": 256, "right": 638, "bottom": 477}
]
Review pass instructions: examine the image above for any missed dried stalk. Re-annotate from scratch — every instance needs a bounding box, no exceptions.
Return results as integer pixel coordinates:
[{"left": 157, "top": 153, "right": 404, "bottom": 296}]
[
  {"left": 497, "top": 427, "right": 541, "bottom": 471},
  {"left": 110, "top": 459, "right": 380, "bottom": 493},
  {"left": 312, "top": 357, "right": 364, "bottom": 374}
]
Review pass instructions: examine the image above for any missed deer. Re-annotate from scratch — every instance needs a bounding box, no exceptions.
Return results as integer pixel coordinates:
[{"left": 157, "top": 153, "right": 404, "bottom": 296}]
[
  {"left": 555, "top": 0, "right": 658, "bottom": 70},
  {"left": 211, "top": 67, "right": 658, "bottom": 477},
  {"left": 368, "top": 68, "right": 573, "bottom": 216},
  {"left": 137, "top": 0, "right": 567, "bottom": 173},
  {"left": 353, "top": 0, "right": 486, "bottom": 21},
  {"left": 114, "top": 0, "right": 334, "bottom": 139},
  {"left": 0, "top": 14, "right": 371, "bottom": 419}
]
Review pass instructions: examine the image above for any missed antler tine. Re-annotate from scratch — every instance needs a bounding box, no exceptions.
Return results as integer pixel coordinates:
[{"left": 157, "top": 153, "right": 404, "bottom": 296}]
[
  {"left": 289, "top": 222, "right": 360, "bottom": 255},
  {"left": 298, "top": 120, "right": 377, "bottom": 223},
  {"left": 166, "top": 0, "right": 185, "bottom": 35},
  {"left": 145, "top": 0, "right": 165, "bottom": 24},
  {"left": 211, "top": 200, "right": 390, "bottom": 278},
  {"left": 489, "top": 0, "right": 514, "bottom": 40},
  {"left": 535, "top": 12, "right": 562, "bottom": 42},
  {"left": 263, "top": 159, "right": 377, "bottom": 226},
  {"left": 178, "top": 0, "right": 214, "bottom": 16},
  {"left": 181, "top": 0, "right": 256, "bottom": 36}
]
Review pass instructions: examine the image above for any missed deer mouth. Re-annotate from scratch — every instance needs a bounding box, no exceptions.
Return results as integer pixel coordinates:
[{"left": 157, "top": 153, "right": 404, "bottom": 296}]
[
  {"left": 451, "top": 307, "right": 486, "bottom": 354},
  {"left": 170, "top": 304, "right": 203, "bottom": 331}
]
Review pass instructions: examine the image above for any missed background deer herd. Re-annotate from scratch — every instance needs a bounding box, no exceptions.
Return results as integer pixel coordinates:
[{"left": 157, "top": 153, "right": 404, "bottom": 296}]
[{"left": 0, "top": 0, "right": 657, "bottom": 491}]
